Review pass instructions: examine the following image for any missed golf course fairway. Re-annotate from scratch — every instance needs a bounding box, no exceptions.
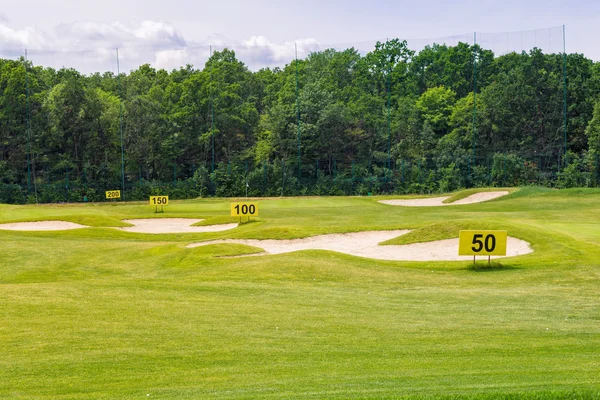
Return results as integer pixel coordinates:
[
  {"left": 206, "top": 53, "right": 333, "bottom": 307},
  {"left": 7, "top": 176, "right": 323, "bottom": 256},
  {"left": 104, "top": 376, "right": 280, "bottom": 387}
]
[{"left": 1, "top": 187, "right": 599, "bottom": 399}]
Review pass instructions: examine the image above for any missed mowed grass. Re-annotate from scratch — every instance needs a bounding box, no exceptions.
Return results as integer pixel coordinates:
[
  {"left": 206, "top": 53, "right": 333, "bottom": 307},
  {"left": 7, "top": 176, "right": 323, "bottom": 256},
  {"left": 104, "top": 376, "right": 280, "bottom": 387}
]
[{"left": 1, "top": 187, "right": 600, "bottom": 399}]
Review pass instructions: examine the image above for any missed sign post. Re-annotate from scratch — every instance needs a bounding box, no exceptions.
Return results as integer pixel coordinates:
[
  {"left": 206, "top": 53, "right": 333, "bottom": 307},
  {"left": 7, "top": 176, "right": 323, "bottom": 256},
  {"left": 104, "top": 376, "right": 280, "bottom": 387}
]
[
  {"left": 150, "top": 196, "right": 169, "bottom": 213},
  {"left": 458, "top": 230, "right": 507, "bottom": 265}
]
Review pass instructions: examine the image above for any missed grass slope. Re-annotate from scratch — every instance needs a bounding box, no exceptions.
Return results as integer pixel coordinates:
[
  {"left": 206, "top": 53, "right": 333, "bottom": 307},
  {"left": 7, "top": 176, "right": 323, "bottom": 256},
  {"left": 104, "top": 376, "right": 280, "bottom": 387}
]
[
  {"left": 442, "top": 187, "right": 517, "bottom": 204},
  {"left": 1, "top": 187, "right": 600, "bottom": 399}
]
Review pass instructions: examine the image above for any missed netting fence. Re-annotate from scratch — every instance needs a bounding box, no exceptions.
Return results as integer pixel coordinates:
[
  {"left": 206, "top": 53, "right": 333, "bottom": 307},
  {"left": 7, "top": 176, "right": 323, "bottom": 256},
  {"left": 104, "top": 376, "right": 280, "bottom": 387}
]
[{"left": 1, "top": 25, "right": 598, "bottom": 203}]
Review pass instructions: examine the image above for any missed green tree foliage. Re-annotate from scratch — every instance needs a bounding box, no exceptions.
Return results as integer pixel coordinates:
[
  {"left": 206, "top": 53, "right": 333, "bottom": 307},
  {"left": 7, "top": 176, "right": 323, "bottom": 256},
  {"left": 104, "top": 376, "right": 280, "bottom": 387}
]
[
  {"left": 415, "top": 86, "right": 456, "bottom": 134},
  {"left": 1, "top": 39, "right": 599, "bottom": 202},
  {"left": 586, "top": 100, "right": 600, "bottom": 156}
]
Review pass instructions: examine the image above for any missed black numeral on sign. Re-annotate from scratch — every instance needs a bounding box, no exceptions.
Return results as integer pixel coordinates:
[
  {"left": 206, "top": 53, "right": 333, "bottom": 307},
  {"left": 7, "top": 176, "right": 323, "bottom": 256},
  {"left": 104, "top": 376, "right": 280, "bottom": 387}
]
[
  {"left": 485, "top": 234, "right": 496, "bottom": 252},
  {"left": 472, "top": 234, "right": 496, "bottom": 253},
  {"left": 235, "top": 204, "right": 256, "bottom": 215}
]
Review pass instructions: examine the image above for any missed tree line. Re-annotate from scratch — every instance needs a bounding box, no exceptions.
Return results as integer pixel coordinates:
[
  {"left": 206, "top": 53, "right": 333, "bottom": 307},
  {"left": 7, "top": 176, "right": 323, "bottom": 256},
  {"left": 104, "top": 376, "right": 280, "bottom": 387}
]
[{"left": 1, "top": 39, "right": 600, "bottom": 203}]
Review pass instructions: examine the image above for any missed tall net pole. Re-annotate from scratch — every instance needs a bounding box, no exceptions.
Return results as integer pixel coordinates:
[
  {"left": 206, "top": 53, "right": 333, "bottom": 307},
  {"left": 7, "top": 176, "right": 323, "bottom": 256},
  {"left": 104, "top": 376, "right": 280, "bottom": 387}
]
[
  {"left": 387, "top": 62, "right": 391, "bottom": 180},
  {"left": 295, "top": 43, "right": 301, "bottom": 178},
  {"left": 472, "top": 32, "right": 478, "bottom": 183},
  {"left": 24, "top": 49, "right": 32, "bottom": 193},
  {"left": 116, "top": 48, "right": 125, "bottom": 198},
  {"left": 210, "top": 45, "right": 215, "bottom": 173},
  {"left": 562, "top": 25, "right": 568, "bottom": 165},
  {"left": 24, "top": 50, "right": 38, "bottom": 203}
]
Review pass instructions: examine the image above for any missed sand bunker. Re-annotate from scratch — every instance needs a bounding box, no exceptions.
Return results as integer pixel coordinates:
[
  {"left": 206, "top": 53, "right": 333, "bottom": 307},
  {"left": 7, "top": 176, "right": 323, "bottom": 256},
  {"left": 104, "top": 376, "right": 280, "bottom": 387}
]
[
  {"left": 187, "top": 230, "right": 532, "bottom": 261},
  {"left": 0, "top": 221, "right": 87, "bottom": 231},
  {"left": 379, "top": 191, "right": 510, "bottom": 207},
  {"left": 120, "top": 218, "right": 238, "bottom": 234}
]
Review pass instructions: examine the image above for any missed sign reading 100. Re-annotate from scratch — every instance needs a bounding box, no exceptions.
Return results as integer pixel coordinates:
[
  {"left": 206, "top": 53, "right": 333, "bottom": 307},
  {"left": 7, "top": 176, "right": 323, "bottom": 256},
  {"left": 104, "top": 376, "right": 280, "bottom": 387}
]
[
  {"left": 231, "top": 202, "right": 258, "bottom": 217},
  {"left": 458, "top": 230, "right": 507, "bottom": 256}
]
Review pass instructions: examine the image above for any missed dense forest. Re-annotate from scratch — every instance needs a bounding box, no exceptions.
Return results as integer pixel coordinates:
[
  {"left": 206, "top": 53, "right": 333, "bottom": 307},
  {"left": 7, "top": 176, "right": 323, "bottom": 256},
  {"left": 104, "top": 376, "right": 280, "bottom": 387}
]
[{"left": 1, "top": 39, "right": 600, "bottom": 203}]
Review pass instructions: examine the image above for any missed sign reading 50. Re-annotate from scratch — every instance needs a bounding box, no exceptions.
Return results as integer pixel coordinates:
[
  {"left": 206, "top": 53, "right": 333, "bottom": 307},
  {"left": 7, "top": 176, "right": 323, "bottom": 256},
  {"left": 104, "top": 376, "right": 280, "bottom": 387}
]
[
  {"left": 230, "top": 202, "right": 258, "bottom": 217},
  {"left": 458, "top": 230, "right": 507, "bottom": 256}
]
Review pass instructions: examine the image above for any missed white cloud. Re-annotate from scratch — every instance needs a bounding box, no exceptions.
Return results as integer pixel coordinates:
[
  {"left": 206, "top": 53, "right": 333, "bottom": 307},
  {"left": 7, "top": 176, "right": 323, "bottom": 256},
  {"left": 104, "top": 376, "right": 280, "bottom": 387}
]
[
  {"left": 240, "top": 36, "right": 321, "bottom": 64},
  {"left": 0, "top": 21, "right": 49, "bottom": 50},
  {"left": 54, "top": 20, "right": 187, "bottom": 50},
  {"left": 0, "top": 19, "right": 323, "bottom": 72},
  {"left": 133, "top": 21, "right": 186, "bottom": 47}
]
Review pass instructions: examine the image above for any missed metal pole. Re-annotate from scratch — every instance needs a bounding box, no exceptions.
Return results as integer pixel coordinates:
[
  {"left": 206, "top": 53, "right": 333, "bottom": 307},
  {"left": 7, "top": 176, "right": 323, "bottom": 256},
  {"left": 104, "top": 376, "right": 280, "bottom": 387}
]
[
  {"left": 24, "top": 49, "right": 32, "bottom": 194},
  {"left": 245, "top": 160, "right": 249, "bottom": 200},
  {"left": 472, "top": 32, "right": 478, "bottom": 183},
  {"left": 210, "top": 45, "right": 215, "bottom": 173},
  {"left": 117, "top": 48, "right": 125, "bottom": 199},
  {"left": 295, "top": 43, "right": 301, "bottom": 178},
  {"left": 281, "top": 159, "right": 285, "bottom": 197},
  {"left": 562, "top": 25, "right": 568, "bottom": 166},
  {"left": 387, "top": 62, "right": 391, "bottom": 182}
]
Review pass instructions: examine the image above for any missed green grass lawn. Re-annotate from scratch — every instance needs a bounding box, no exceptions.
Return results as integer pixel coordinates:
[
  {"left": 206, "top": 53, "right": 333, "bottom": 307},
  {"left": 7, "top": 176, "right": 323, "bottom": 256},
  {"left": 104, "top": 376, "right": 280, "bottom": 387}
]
[{"left": 1, "top": 187, "right": 600, "bottom": 399}]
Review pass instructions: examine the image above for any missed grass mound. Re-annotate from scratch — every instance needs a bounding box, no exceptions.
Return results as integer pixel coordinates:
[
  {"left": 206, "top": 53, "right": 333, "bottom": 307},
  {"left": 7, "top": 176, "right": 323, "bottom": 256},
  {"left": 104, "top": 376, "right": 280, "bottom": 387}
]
[
  {"left": 442, "top": 187, "right": 516, "bottom": 204},
  {"left": 381, "top": 220, "right": 503, "bottom": 245}
]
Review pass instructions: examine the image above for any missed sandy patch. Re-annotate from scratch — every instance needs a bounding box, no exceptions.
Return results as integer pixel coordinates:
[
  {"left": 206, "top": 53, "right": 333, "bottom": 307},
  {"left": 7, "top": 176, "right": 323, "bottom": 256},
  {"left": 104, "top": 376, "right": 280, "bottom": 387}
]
[
  {"left": 120, "top": 218, "right": 238, "bottom": 234},
  {"left": 0, "top": 221, "right": 87, "bottom": 231},
  {"left": 379, "top": 191, "right": 510, "bottom": 207},
  {"left": 187, "top": 230, "right": 532, "bottom": 261}
]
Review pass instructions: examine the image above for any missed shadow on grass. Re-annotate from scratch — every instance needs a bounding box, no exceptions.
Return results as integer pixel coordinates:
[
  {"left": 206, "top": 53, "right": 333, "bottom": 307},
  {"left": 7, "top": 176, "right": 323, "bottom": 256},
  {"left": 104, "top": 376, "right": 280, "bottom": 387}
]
[{"left": 465, "top": 261, "right": 521, "bottom": 272}]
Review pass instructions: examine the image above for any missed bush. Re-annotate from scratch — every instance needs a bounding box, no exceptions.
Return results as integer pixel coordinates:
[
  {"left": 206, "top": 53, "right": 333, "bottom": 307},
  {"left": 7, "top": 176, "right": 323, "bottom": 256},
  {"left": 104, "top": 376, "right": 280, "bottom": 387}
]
[
  {"left": 437, "top": 163, "right": 462, "bottom": 193},
  {"left": 557, "top": 152, "right": 587, "bottom": 188},
  {"left": 491, "top": 153, "right": 525, "bottom": 186},
  {"left": 0, "top": 184, "right": 26, "bottom": 204}
]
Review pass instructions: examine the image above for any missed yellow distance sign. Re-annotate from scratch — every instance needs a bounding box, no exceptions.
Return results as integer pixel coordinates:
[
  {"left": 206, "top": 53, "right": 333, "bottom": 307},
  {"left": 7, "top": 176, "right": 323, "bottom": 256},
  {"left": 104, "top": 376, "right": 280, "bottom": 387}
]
[
  {"left": 105, "top": 190, "right": 121, "bottom": 199},
  {"left": 230, "top": 202, "right": 258, "bottom": 217},
  {"left": 459, "top": 230, "right": 507, "bottom": 256},
  {"left": 149, "top": 196, "right": 169, "bottom": 206}
]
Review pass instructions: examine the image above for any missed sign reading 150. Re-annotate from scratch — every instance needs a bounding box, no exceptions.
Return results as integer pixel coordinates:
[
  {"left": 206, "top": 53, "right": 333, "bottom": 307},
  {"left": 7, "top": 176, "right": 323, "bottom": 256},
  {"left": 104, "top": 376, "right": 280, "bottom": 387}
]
[
  {"left": 230, "top": 202, "right": 258, "bottom": 217},
  {"left": 149, "top": 196, "right": 169, "bottom": 206},
  {"left": 458, "top": 230, "right": 507, "bottom": 256}
]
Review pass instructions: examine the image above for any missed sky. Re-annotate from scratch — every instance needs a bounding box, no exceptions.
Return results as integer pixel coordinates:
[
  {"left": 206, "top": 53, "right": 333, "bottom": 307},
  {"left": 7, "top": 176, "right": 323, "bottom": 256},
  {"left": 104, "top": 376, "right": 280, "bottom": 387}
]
[{"left": 0, "top": 0, "right": 598, "bottom": 72}]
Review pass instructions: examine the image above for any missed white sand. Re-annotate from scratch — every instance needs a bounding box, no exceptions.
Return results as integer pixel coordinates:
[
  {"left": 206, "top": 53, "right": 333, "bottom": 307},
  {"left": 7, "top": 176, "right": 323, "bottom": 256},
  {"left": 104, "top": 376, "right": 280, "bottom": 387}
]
[
  {"left": 187, "top": 230, "right": 532, "bottom": 261},
  {"left": 379, "top": 191, "right": 510, "bottom": 207},
  {"left": 0, "top": 221, "right": 87, "bottom": 231},
  {"left": 120, "top": 218, "right": 238, "bottom": 234}
]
